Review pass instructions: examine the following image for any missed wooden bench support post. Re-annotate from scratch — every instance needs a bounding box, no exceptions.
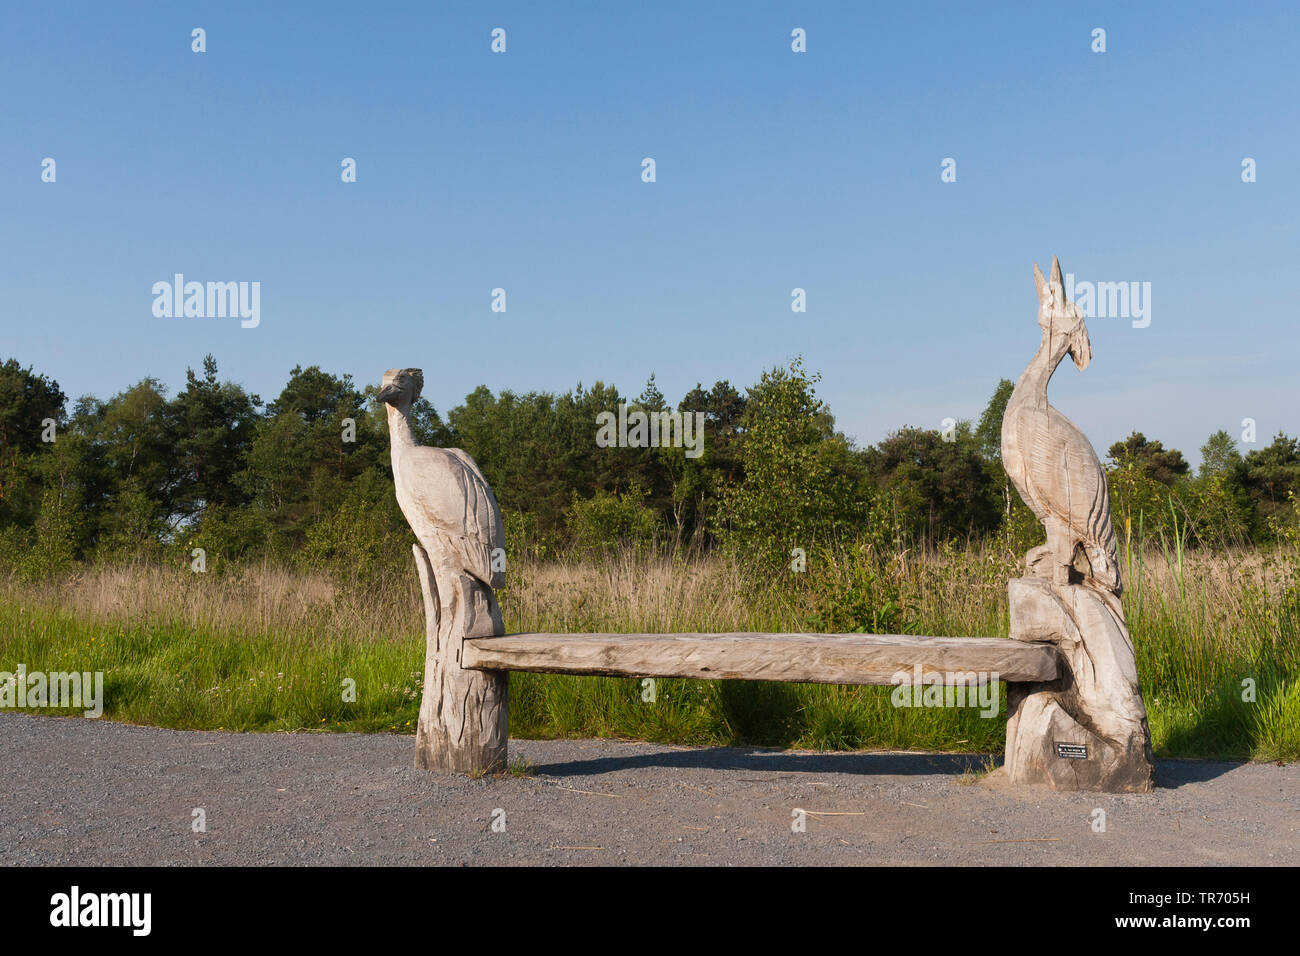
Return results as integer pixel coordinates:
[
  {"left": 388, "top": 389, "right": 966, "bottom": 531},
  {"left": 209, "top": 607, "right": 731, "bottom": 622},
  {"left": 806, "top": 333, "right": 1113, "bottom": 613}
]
[
  {"left": 1003, "top": 577, "right": 1155, "bottom": 792},
  {"left": 412, "top": 544, "right": 509, "bottom": 774}
]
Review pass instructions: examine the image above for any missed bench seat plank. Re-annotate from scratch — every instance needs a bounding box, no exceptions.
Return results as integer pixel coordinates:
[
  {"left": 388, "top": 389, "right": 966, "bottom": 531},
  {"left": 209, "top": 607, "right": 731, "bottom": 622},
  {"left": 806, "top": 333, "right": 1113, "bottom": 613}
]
[{"left": 461, "top": 632, "right": 1059, "bottom": 685}]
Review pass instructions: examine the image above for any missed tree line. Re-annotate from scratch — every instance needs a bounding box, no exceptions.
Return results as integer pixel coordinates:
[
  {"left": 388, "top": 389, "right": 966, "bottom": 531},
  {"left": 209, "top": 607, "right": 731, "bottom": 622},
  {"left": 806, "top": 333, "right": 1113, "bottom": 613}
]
[{"left": 1, "top": 354, "right": 1297, "bottom": 578}]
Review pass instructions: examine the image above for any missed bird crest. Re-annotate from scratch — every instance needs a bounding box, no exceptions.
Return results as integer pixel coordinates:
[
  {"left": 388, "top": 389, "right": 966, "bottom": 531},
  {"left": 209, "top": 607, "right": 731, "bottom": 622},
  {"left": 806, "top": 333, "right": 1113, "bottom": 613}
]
[{"left": 1032, "top": 256, "right": 1091, "bottom": 371}]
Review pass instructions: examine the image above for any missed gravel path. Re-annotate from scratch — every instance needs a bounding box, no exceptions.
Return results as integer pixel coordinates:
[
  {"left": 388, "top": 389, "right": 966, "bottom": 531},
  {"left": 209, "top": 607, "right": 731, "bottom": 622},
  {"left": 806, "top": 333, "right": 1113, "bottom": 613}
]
[{"left": 1, "top": 713, "right": 1295, "bottom": 866}]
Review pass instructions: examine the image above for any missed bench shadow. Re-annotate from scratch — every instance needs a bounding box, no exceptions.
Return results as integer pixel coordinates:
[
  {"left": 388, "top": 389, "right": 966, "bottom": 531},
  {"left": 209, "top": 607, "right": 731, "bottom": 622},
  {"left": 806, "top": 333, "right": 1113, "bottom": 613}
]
[
  {"left": 1153, "top": 759, "right": 1247, "bottom": 788},
  {"left": 530, "top": 746, "right": 991, "bottom": 778},
  {"left": 528, "top": 745, "right": 1247, "bottom": 787}
]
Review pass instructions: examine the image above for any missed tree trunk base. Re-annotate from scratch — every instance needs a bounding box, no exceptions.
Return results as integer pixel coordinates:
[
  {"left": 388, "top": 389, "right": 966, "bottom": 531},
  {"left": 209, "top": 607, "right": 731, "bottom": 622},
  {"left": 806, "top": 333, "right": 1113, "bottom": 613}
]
[
  {"left": 411, "top": 544, "right": 508, "bottom": 775},
  {"left": 1004, "top": 577, "right": 1155, "bottom": 793}
]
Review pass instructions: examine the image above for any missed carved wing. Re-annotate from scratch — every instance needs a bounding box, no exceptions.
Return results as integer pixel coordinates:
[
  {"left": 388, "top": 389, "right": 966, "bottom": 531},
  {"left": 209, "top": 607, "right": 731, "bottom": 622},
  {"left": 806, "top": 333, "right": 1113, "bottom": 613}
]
[
  {"left": 399, "top": 447, "right": 506, "bottom": 589},
  {"left": 1006, "top": 403, "right": 1120, "bottom": 592}
]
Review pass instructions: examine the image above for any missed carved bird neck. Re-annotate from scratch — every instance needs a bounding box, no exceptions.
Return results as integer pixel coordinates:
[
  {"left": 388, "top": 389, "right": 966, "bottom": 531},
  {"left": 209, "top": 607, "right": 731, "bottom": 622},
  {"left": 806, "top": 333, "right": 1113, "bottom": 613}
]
[
  {"left": 1013, "top": 328, "right": 1073, "bottom": 409},
  {"left": 385, "top": 401, "right": 418, "bottom": 468}
]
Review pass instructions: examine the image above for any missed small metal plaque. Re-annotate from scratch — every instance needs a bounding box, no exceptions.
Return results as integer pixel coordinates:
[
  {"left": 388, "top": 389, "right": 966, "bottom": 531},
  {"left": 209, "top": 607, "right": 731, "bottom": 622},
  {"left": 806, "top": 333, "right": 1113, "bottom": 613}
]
[{"left": 1056, "top": 742, "right": 1089, "bottom": 759}]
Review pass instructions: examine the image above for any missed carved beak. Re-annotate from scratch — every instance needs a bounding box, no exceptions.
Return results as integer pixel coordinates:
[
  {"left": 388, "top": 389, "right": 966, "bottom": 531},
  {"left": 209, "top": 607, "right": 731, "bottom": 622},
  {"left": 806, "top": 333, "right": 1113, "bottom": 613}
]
[
  {"left": 375, "top": 383, "right": 402, "bottom": 405},
  {"left": 1068, "top": 321, "right": 1092, "bottom": 370}
]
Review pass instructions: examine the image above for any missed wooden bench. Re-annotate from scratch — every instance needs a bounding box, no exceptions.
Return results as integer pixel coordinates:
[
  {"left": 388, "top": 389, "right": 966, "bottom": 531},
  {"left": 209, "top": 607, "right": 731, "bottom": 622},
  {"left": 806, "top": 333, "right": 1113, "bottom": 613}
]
[
  {"left": 407, "top": 568, "right": 1073, "bottom": 775},
  {"left": 409, "top": 560, "right": 1150, "bottom": 794},
  {"left": 462, "top": 631, "right": 1060, "bottom": 685},
  {"left": 392, "top": 258, "right": 1157, "bottom": 793}
]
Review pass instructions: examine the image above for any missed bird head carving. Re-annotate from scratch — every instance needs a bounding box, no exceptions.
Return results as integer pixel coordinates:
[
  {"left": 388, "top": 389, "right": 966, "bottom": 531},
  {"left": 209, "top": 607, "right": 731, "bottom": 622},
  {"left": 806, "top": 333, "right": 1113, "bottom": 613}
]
[
  {"left": 376, "top": 368, "right": 424, "bottom": 406},
  {"left": 1033, "top": 256, "right": 1091, "bottom": 371}
]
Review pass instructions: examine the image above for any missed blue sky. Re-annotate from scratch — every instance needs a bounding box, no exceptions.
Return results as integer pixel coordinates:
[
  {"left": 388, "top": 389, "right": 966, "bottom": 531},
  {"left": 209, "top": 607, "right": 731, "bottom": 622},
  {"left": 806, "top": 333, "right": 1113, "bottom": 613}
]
[{"left": 3, "top": 1, "right": 1297, "bottom": 466}]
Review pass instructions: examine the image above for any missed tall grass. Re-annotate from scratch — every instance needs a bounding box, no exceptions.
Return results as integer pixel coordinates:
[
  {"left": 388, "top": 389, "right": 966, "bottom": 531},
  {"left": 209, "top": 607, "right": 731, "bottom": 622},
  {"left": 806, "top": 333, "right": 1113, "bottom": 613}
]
[{"left": 1, "top": 542, "right": 1297, "bottom": 759}]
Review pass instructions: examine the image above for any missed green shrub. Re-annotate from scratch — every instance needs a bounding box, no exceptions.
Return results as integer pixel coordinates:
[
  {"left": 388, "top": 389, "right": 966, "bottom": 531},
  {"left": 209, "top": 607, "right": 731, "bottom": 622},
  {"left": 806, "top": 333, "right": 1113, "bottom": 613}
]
[
  {"left": 300, "top": 472, "right": 412, "bottom": 581},
  {"left": 564, "top": 484, "right": 660, "bottom": 557}
]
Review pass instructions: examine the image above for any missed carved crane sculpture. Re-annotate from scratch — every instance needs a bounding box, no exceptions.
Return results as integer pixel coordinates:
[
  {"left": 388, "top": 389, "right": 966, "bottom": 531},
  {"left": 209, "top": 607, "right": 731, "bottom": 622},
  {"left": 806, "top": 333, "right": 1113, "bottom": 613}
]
[
  {"left": 376, "top": 368, "right": 505, "bottom": 590},
  {"left": 376, "top": 367, "right": 509, "bottom": 772},
  {"left": 1001, "top": 257, "right": 1121, "bottom": 600}
]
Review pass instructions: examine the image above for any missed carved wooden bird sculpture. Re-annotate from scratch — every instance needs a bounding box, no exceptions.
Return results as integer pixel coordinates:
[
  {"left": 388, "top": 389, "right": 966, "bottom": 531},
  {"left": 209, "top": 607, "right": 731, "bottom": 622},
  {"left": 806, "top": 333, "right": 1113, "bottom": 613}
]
[
  {"left": 1001, "top": 258, "right": 1122, "bottom": 596},
  {"left": 375, "top": 368, "right": 505, "bottom": 590}
]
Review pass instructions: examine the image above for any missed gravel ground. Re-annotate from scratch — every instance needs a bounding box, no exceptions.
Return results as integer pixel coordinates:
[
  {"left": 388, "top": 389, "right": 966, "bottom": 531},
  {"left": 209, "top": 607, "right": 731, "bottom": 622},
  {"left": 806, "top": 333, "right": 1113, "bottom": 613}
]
[{"left": 1, "top": 712, "right": 1295, "bottom": 866}]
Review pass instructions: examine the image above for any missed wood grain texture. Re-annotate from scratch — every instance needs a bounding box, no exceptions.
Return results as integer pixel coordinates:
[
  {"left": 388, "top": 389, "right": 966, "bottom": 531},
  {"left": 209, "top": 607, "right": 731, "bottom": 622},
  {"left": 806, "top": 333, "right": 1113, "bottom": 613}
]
[
  {"left": 996, "top": 265, "right": 1155, "bottom": 792},
  {"left": 1004, "top": 577, "right": 1155, "bottom": 792},
  {"left": 462, "top": 632, "right": 1060, "bottom": 684},
  {"left": 412, "top": 546, "right": 509, "bottom": 773},
  {"left": 1002, "top": 256, "right": 1121, "bottom": 594},
  {"left": 379, "top": 367, "right": 509, "bottom": 774},
  {"left": 379, "top": 368, "right": 505, "bottom": 591}
]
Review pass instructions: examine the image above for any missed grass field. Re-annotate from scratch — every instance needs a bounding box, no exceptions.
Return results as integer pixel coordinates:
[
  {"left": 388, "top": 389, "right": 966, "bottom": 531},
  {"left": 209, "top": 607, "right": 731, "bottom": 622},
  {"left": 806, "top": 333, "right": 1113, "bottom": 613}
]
[{"left": 1, "top": 542, "right": 1297, "bottom": 760}]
